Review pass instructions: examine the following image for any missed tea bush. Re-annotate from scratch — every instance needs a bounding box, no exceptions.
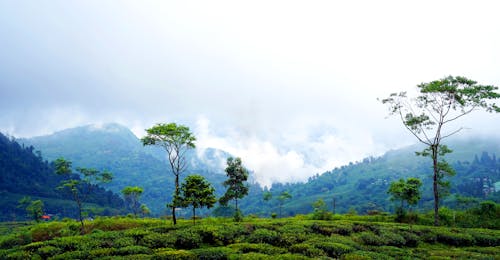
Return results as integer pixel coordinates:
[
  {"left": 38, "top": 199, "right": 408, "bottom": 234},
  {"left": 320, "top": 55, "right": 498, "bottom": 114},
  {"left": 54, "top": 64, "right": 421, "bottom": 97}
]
[
  {"left": 247, "top": 228, "right": 280, "bottom": 245},
  {"left": 356, "top": 231, "right": 386, "bottom": 246},
  {"left": 313, "top": 242, "right": 354, "bottom": 258},
  {"left": 116, "top": 245, "right": 152, "bottom": 255},
  {"left": 36, "top": 245, "right": 61, "bottom": 258},
  {"left": 228, "top": 242, "right": 286, "bottom": 255},
  {"left": 152, "top": 249, "right": 196, "bottom": 260},
  {"left": 190, "top": 247, "right": 235, "bottom": 259},
  {"left": 140, "top": 233, "right": 175, "bottom": 249},
  {"left": 436, "top": 230, "right": 475, "bottom": 247},
  {"left": 288, "top": 243, "right": 326, "bottom": 257},
  {"left": 173, "top": 229, "right": 202, "bottom": 249},
  {"left": 0, "top": 231, "right": 32, "bottom": 249}
]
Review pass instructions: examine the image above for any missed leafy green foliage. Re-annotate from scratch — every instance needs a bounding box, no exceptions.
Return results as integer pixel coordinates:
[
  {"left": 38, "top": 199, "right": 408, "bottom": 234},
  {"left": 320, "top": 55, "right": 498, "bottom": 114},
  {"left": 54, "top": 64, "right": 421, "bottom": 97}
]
[
  {"left": 179, "top": 175, "right": 216, "bottom": 224},
  {"left": 122, "top": 186, "right": 144, "bottom": 217},
  {"left": 381, "top": 76, "right": 500, "bottom": 225},
  {"left": 141, "top": 123, "right": 196, "bottom": 225},
  {"left": 311, "top": 199, "right": 333, "bottom": 220},
  {"left": 220, "top": 157, "right": 249, "bottom": 221},
  {"left": 55, "top": 157, "right": 114, "bottom": 234},
  {"left": 17, "top": 197, "right": 44, "bottom": 222}
]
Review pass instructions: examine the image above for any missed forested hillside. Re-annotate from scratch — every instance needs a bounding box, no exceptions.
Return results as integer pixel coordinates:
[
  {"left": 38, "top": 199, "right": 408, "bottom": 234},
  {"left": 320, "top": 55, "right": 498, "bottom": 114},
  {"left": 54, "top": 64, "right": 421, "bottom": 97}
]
[
  {"left": 22, "top": 124, "right": 231, "bottom": 216},
  {"left": 0, "top": 133, "right": 125, "bottom": 221},
  {"left": 255, "top": 139, "right": 499, "bottom": 217},
  {"left": 19, "top": 124, "right": 500, "bottom": 219}
]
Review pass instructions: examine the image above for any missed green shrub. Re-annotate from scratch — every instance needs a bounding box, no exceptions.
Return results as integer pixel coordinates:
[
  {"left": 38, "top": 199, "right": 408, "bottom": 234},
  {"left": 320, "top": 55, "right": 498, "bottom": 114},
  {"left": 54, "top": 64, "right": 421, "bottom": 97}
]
[
  {"left": 20, "top": 241, "right": 45, "bottom": 252},
  {"left": 89, "top": 217, "right": 141, "bottom": 232},
  {"left": 173, "top": 230, "right": 202, "bottom": 249},
  {"left": 248, "top": 229, "right": 280, "bottom": 245},
  {"left": 89, "top": 230, "right": 122, "bottom": 248},
  {"left": 48, "top": 250, "right": 89, "bottom": 260},
  {"left": 153, "top": 249, "right": 196, "bottom": 260},
  {"left": 124, "top": 229, "right": 153, "bottom": 244},
  {"left": 36, "top": 245, "right": 61, "bottom": 258},
  {"left": 113, "top": 236, "right": 137, "bottom": 248},
  {"left": 470, "top": 231, "right": 500, "bottom": 246},
  {"left": 116, "top": 245, "right": 152, "bottom": 255},
  {"left": 228, "top": 243, "right": 286, "bottom": 255},
  {"left": 436, "top": 230, "right": 475, "bottom": 247},
  {"left": 272, "top": 253, "right": 311, "bottom": 259},
  {"left": 30, "top": 222, "right": 68, "bottom": 241},
  {"left": 5, "top": 250, "right": 33, "bottom": 260},
  {"left": 313, "top": 242, "right": 354, "bottom": 258},
  {"left": 275, "top": 225, "right": 308, "bottom": 246},
  {"left": 46, "top": 236, "right": 83, "bottom": 251},
  {"left": 48, "top": 235, "right": 99, "bottom": 251},
  {"left": 357, "top": 231, "right": 385, "bottom": 246},
  {"left": 379, "top": 230, "right": 406, "bottom": 247},
  {"left": 398, "top": 231, "right": 419, "bottom": 247},
  {"left": 0, "top": 232, "right": 32, "bottom": 249},
  {"left": 88, "top": 247, "right": 117, "bottom": 257},
  {"left": 310, "top": 223, "right": 352, "bottom": 236},
  {"left": 288, "top": 243, "right": 326, "bottom": 257},
  {"left": 191, "top": 247, "right": 234, "bottom": 260},
  {"left": 148, "top": 226, "right": 177, "bottom": 234},
  {"left": 140, "top": 233, "right": 175, "bottom": 249},
  {"left": 216, "top": 225, "right": 248, "bottom": 245},
  {"left": 232, "top": 252, "right": 269, "bottom": 259},
  {"left": 352, "top": 223, "right": 379, "bottom": 233}
]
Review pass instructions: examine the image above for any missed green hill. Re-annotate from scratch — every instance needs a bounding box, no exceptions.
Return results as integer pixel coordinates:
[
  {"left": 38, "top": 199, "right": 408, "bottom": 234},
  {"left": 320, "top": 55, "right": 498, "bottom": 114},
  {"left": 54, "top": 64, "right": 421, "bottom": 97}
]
[
  {"left": 0, "top": 133, "right": 125, "bottom": 221},
  {"left": 257, "top": 137, "right": 500, "bottom": 217},
  {"left": 19, "top": 124, "right": 500, "bottom": 218},
  {"left": 21, "top": 124, "right": 231, "bottom": 216}
]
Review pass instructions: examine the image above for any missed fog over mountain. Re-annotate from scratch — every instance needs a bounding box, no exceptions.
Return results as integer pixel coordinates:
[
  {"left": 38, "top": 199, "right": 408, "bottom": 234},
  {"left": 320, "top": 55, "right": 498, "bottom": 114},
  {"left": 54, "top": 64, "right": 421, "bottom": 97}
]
[{"left": 1, "top": 1, "right": 499, "bottom": 186}]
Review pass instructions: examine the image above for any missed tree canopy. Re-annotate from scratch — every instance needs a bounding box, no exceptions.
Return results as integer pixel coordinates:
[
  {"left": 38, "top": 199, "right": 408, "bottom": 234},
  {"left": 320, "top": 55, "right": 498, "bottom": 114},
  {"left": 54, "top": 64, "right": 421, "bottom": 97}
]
[
  {"left": 141, "top": 122, "right": 196, "bottom": 225},
  {"left": 179, "top": 174, "right": 216, "bottom": 224},
  {"left": 381, "top": 76, "right": 499, "bottom": 225},
  {"left": 220, "top": 157, "right": 249, "bottom": 221}
]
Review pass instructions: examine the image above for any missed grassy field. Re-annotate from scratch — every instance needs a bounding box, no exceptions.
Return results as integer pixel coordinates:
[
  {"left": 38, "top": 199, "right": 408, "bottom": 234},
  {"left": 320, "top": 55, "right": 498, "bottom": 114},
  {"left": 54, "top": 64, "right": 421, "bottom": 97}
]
[{"left": 0, "top": 216, "right": 499, "bottom": 259}]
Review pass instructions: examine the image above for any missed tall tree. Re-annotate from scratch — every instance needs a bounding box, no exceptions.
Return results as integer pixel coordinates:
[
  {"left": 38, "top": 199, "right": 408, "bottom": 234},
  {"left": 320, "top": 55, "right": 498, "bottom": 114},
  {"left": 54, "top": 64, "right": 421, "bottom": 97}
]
[
  {"left": 277, "top": 191, "right": 292, "bottom": 218},
  {"left": 141, "top": 123, "right": 196, "bottom": 225},
  {"left": 122, "top": 186, "right": 144, "bottom": 217},
  {"left": 381, "top": 76, "right": 499, "bottom": 225},
  {"left": 18, "top": 197, "right": 44, "bottom": 222},
  {"left": 54, "top": 157, "right": 113, "bottom": 234},
  {"left": 388, "top": 178, "right": 422, "bottom": 217},
  {"left": 179, "top": 174, "right": 217, "bottom": 224},
  {"left": 220, "top": 157, "right": 249, "bottom": 222}
]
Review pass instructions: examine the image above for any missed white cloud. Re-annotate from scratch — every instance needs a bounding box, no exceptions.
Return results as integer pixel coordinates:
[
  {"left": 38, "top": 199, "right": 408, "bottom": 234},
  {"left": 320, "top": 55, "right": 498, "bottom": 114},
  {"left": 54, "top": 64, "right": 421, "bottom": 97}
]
[
  {"left": 0, "top": 0, "right": 499, "bottom": 185},
  {"left": 194, "top": 116, "right": 385, "bottom": 187}
]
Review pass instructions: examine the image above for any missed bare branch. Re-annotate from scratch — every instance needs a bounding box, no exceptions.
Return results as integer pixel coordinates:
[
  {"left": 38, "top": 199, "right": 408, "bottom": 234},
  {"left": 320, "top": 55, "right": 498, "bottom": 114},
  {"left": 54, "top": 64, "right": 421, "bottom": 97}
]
[{"left": 441, "top": 127, "right": 465, "bottom": 140}]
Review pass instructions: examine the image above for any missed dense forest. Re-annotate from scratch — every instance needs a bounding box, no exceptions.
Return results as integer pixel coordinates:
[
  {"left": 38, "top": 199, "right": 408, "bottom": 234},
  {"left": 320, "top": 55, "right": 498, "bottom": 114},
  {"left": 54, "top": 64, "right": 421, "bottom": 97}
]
[{"left": 0, "top": 133, "right": 126, "bottom": 221}]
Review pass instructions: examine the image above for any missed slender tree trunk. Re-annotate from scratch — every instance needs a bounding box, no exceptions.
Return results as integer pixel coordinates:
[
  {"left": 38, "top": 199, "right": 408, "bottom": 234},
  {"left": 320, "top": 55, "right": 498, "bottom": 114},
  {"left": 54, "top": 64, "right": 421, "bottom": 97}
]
[
  {"left": 193, "top": 207, "right": 196, "bottom": 225},
  {"left": 77, "top": 199, "right": 84, "bottom": 235},
  {"left": 432, "top": 145, "right": 440, "bottom": 226},
  {"left": 172, "top": 174, "right": 179, "bottom": 225},
  {"left": 279, "top": 202, "right": 282, "bottom": 218}
]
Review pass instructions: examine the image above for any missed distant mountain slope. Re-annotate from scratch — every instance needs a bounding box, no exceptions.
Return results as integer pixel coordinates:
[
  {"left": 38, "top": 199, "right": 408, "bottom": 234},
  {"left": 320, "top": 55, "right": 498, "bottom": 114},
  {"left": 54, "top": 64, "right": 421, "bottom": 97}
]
[
  {"left": 22, "top": 123, "right": 232, "bottom": 216},
  {"left": 20, "top": 124, "right": 500, "bottom": 218},
  {"left": 0, "top": 132, "right": 125, "bottom": 221},
  {"left": 257, "top": 137, "right": 500, "bottom": 216}
]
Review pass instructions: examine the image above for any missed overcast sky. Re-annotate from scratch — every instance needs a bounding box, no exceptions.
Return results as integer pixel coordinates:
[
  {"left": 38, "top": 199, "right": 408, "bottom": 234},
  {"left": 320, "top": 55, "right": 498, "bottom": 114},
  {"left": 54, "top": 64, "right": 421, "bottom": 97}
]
[{"left": 1, "top": 0, "right": 499, "bottom": 186}]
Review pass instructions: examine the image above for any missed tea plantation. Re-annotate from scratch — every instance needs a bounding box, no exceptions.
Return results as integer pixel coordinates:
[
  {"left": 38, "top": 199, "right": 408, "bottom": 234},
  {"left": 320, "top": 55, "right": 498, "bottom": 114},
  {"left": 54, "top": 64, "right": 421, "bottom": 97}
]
[{"left": 1, "top": 215, "right": 499, "bottom": 259}]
